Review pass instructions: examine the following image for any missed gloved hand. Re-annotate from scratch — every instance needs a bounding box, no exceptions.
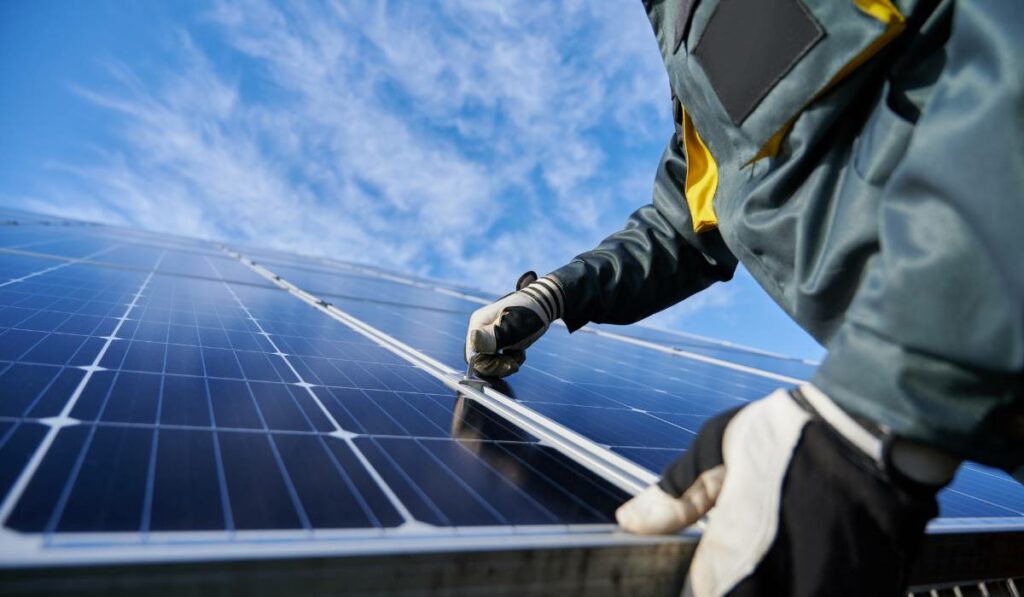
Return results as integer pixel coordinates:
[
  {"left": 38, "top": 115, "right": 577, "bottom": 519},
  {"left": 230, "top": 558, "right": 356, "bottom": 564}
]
[
  {"left": 464, "top": 271, "right": 565, "bottom": 378},
  {"left": 616, "top": 384, "right": 960, "bottom": 597}
]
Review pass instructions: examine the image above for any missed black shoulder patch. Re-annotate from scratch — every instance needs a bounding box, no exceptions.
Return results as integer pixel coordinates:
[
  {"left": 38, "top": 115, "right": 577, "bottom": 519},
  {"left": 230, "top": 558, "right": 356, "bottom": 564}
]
[{"left": 693, "top": 0, "right": 824, "bottom": 124}]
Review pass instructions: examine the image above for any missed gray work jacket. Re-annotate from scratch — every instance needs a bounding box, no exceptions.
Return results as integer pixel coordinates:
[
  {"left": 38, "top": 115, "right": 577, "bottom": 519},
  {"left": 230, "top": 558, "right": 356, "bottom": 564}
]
[{"left": 551, "top": 0, "right": 1023, "bottom": 470}]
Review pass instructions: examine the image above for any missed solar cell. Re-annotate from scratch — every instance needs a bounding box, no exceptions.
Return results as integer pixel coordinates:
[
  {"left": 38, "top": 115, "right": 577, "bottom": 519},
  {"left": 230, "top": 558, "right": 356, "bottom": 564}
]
[{"left": 148, "top": 428, "right": 225, "bottom": 531}]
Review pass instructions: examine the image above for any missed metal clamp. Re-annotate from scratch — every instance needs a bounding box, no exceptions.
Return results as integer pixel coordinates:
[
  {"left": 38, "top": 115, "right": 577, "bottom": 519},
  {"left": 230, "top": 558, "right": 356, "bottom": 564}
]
[{"left": 460, "top": 352, "right": 489, "bottom": 392}]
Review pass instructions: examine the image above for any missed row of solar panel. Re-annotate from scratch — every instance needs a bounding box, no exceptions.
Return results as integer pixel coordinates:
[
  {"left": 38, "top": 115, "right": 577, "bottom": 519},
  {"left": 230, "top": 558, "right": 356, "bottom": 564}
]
[
  {"left": 1, "top": 221, "right": 1022, "bottom": 542},
  {"left": 248, "top": 243, "right": 817, "bottom": 378},
  {"left": 8, "top": 232, "right": 1024, "bottom": 522},
  {"left": 240, "top": 248, "right": 824, "bottom": 380}
]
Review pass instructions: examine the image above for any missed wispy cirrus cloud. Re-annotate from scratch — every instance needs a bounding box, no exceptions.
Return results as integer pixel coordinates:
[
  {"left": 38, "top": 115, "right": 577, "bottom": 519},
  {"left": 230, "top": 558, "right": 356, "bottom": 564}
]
[
  {"left": 19, "top": 0, "right": 672, "bottom": 293},
  {"left": 6, "top": 0, "right": 833, "bottom": 358}
]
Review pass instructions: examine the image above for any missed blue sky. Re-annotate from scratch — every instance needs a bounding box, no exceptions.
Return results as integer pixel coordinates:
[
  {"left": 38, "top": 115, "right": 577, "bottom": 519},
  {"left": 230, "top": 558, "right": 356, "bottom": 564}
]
[{"left": 0, "top": 0, "right": 824, "bottom": 360}]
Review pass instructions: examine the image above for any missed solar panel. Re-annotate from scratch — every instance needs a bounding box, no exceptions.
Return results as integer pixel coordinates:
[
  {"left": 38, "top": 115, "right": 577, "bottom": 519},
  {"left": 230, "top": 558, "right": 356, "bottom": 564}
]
[
  {"left": 0, "top": 239, "right": 636, "bottom": 552},
  {"left": 0, "top": 212, "right": 1021, "bottom": 591}
]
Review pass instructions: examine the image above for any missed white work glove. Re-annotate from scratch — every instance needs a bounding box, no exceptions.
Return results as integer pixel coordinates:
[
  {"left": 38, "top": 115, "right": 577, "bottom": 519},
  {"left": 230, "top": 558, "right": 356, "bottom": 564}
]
[
  {"left": 616, "top": 384, "right": 960, "bottom": 596},
  {"left": 464, "top": 272, "right": 565, "bottom": 378}
]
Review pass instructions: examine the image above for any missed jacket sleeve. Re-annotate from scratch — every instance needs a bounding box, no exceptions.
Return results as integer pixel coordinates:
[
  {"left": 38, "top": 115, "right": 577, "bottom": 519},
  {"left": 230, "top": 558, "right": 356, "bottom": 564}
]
[
  {"left": 550, "top": 111, "right": 738, "bottom": 332},
  {"left": 813, "top": 0, "right": 1024, "bottom": 469}
]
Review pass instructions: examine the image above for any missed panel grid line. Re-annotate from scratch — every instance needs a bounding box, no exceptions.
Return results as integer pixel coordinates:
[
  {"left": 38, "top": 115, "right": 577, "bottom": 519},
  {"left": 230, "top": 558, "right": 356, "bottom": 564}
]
[
  {"left": 43, "top": 259, "right": 167, "bottom": 538},
  {"left": 412, "top": 438, "right": 513, "bottom": 526},
  {"left": 0, "top": 245, "right": 123, "bottom": 289},
  {"left": 490, "top": 442, "right": 608, "bottom": 520},
  {"left": 0, "top": 253, "right": 161, "bottom": 526},
  {"left": 202, "top": 362, "right": 236, "bottom": 533},
  {"left": 139, "top": 311, "right": 173, "bottom": 535},
  {"left": 361, "top": 437, "right": 452, "bottom": 527},
  {"left": 214, "top": 274, "right": 416, "bottom": 526},
  {"left": 0, "top": 415, "right": 540, "bottom": 443},
  {"left": 313, "top": 433, "right": 383, "bottom": 527},
  {"left": 211, "top": 284, "right": 313, "bottom": 532},
  {"left": 0, "top": 246, "right": 275, "bottom": 293}
]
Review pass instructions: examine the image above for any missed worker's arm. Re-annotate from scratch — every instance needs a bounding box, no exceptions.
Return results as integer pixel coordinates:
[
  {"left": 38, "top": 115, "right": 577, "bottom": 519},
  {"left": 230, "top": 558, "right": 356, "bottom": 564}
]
[
  {"left": 616, "top": 5, "right": 1020, "bottom": 593},
  {"left": 466, "top": 118, "right": 737, "bottom": 377},
  {"left": 549, "top": 123, "right": 737, "bottom": 332},
  {"left": 812, "top": 0, "right": 1024, "bottom": 469}
]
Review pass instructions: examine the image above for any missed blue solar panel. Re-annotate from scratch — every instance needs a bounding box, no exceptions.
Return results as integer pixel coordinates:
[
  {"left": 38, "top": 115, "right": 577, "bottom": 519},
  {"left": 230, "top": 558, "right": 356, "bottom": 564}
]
[
  {"left": 1, "top": 213, "right": 1020, "bottom": 580},
  {"left": 0, "top": 233, "right": 630, "bottom": 546}
]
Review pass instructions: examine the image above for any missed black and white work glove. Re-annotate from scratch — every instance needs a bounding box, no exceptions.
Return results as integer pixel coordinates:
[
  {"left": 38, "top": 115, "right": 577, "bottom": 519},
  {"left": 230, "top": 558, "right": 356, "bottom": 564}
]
[
  {"left": 464, "top": 272, "right": 565, "bottom": 378},
  {"left": 616, "top": 384, "right": 960, "bottom": 597}
]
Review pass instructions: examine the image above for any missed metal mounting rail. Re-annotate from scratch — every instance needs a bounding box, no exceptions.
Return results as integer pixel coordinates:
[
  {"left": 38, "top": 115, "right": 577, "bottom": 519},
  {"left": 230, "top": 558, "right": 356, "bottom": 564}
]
[{"left": 250, "top": 250, "right": 813, "bottom": 383}]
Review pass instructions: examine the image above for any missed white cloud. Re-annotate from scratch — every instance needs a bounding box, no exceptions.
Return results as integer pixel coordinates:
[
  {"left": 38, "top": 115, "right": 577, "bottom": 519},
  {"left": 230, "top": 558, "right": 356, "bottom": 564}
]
[{"left": 26, "top": 0, "right": 675, "bottom": 296}]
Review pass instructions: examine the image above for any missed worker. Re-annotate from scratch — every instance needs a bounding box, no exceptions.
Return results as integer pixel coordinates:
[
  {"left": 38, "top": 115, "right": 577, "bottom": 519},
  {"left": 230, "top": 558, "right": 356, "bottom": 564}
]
[{"left": 464, "top": 0, "right": 1023, "bottom": 594}]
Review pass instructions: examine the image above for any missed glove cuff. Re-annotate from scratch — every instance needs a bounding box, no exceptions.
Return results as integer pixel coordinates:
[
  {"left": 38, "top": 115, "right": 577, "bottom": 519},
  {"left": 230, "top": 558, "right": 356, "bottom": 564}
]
[{"left": 519, "top": 275, "right": 566, "bottom": 324}]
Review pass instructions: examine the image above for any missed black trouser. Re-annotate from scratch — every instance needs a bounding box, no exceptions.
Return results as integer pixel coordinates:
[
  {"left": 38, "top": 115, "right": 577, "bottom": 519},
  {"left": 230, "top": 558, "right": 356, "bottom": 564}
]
[{"left": 659, "top": 394, "right": 937, "bottom": 596}]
